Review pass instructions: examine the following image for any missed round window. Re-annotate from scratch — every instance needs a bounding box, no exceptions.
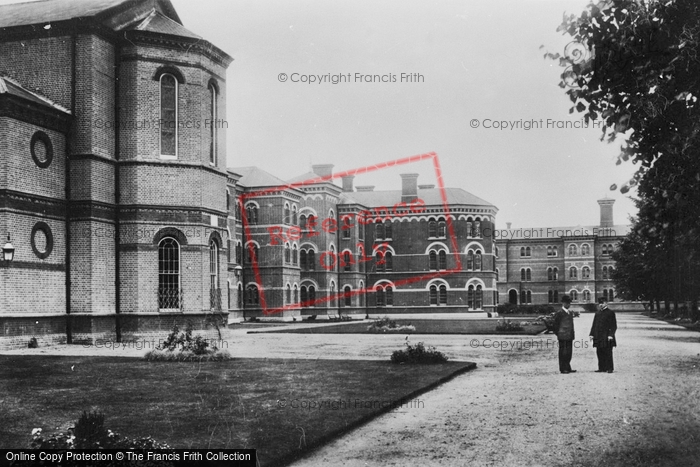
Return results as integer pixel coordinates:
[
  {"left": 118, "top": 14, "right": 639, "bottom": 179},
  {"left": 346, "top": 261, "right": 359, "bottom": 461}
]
[
  {"left": 30, "top": 131, "right": 53, "bottom": 168},
  {"left": 31, "top": 222, "right": 53, "bottom": 259}
]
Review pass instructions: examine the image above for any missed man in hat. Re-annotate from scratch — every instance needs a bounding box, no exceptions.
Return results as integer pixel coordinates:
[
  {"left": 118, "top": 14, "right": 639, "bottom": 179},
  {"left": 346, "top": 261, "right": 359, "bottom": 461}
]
[
  {"left": 589, "top": 297, "right": 617, "bottom": 373},
  {"left": 553, "top": 295, "right": 576, "bottom": 373}
]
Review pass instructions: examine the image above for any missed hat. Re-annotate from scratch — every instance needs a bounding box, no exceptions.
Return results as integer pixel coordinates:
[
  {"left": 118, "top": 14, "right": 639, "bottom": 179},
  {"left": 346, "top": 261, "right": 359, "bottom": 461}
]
[
  {"left": 598, "top": 297, "right": 608, "bottom": 304},
  {"left": 561, "top": 295, "right": 572, "bottom": 304}
]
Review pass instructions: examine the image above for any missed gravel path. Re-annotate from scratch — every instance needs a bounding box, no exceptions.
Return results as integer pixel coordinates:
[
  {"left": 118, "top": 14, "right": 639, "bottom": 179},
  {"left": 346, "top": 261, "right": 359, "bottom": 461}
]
[{"left": 289, "top": 313, "right": 700, "bottom": 467}]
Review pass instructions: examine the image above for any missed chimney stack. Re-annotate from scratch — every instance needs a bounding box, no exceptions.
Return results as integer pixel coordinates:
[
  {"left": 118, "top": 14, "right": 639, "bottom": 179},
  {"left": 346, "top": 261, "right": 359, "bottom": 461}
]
[
  {"left": 341, "top": 175, "right": 355, "bottom": 192},
  {"left": 400, "top": 173, "right": 419, "bottom": 203},
  {"left": 506, "top": 222, "right": 512, "bottom": 230},
  {"left": 598, "top": 198, "right": 615, "bottom": 228},
  {"left": 311, "top": 164, "right": 334, "bottom": 179},
  {"left": 356, "top": 185, "right": 375, "bottom": 192}
]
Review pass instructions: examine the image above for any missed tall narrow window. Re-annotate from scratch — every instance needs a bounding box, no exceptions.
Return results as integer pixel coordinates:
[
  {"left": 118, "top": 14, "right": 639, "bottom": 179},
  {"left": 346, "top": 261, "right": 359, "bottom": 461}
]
[
  {"left": 385, "top": 286, "right": 393, "bottom": 306},
  {"left": 438, "top": 250, "right": 447, "bottom": 270},
  {"left": 160, "top": 74, "right": 177, "bottom": 157},
  {"left": 158, "top": 237, "right": 180, "bottom": 310},
  {"left": 474, "top": 251, "right": 482, "bottom": 271},
  {"left": 293, "top": 245, "right": 298, "bottom": 265},
  {"left": 476, "top": 285, "right": 483, "bottom": 308},
  {"left": 209, "top": 240, "right": 220, "bottom": 310},
  {"left": 384, "top": 220, "right": 392, "bottom": 239},
  {"left": 385, "top": 252, "right": 393, "bottom": 271},
  {"left": 284, "top": 243, "right": 291, "bottom": 263},
  {"left": 429, "top": 250, "right": 437, "bottom": 270},
  {"left": 285, "top": 284, "right": 291, "bottom": 304},
  {"left": 430, "top": 285, "right": 438, "bottom": 305},
  {"left": 428, "top": 219, "right": 437, "bottom": 238},
  {"left": 208, "top": 82, "right": 217, "bottom": 164},
  {"left": 439, "top": 285, "right": 447, "bottom": 305},
  {"left": 237, "top": 283, "right": 243, "bottom": 308},
  {"left": 467, "top": 285, "right": 474, "bottom": 308},
  {"left": 293, "top": 284, "right": 299, "bottom": 304},
  {"left": 376, "top": 286, "right": 385, "bottom": 307},
  {"left": 553, "top": 290, "right": 559, "bottom": 303},
  {"left": 246, "top": 285, "right": 259, "bottom": 306},
  {"left": 344, "top": 286, "right": 352, "bottom": 307},
  {"left": 437, "top": 220, "right": 446, "bottom": 237},
  {"left": 375, "top": 222, "right": 385, "bottom": 241},
  {"left": 308, "top": 250, "right": 316, "bottom": 270}
]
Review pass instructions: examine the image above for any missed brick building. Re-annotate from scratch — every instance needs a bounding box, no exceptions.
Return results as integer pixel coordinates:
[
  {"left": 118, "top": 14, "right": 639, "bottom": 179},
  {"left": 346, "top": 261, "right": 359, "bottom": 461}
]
[
  {"left": 495, "top": 198, "right": 633, "bottom": 309},
  {"left": 226, "top": 164, "right": 500, "bottom": 321},
  {"left": 0, "top": 0, "right": 232, "bottom": 346}
]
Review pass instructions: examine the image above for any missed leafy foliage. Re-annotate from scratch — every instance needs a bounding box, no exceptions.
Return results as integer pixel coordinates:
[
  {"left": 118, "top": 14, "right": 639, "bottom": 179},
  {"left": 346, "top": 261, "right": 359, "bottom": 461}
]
[
  {"left": 547, "top": 0, "right": 700, "bottom": 312},
  {"left": 495, "top": 319, "right": 524, "bottom": 332},
  {"left": 157, "top": 324, "right": 215, "bottom": 355},
  {"left": 391, "top": 340, "right": 448, "bottom": 364},
  {"left": 368, "top": 317, "right": 416, "bottom": 333}
]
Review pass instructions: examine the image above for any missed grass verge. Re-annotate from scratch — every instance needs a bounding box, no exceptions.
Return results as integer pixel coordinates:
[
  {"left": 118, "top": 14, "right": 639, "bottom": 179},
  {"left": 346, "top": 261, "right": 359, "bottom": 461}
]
[{"left": 0, "top": 356, "right": 474, "bottom": 466}]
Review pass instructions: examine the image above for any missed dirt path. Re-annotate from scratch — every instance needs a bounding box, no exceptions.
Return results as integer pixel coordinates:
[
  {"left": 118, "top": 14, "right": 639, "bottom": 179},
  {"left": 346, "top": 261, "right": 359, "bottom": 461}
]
[{"left": 289, "top": 313, "right": 700, "bottom": 467}]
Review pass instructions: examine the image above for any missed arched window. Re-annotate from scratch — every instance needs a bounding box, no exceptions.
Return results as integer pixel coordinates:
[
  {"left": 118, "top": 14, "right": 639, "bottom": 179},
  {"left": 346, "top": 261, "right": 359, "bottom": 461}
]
[
  {"left": 385, "top": 220, "right": 392, "bottom": 239},
  {"left": 474, "top": 251, "right": 482, "bottom": 271},
  {"left": 245, "top": 243, "right": 258, "bottom": 263},
  {"left": 607, "top": 266, "right": 614, "bottom": 278},
  {"left": 474, "top": 221, "right": 481, "bottom": 237},
  {"left": 330, "top": 282, "right": 336, "bottom": 308},
  {"left": 438, "top": 250, "right": 447, "bottom": 270},
  {"left": 385, "top": 251, "right": 393, "bottom": 271},
  {"left": 300, "top": 250, "right": 307, "bottom": 270},
  {"left": 553, "top": 290, "right": 559, "bottom": 303},
  {"left": 299, "top": 214, "right": 308, "bottom": 230},
  {"left": 553, "top": 267, "right": 559, "bottom": 281},
  {"left": 439, "top": 284, "right": 447, "bottom": 305},
  {"left": 292, "top": 206, "right": 298, "bottom": 225},
  {"left": 377, "top": 286, "right": 386, "bottom": 307},
  {"left": 496, "top": 268, "right": 499, "bottom": 281},
  {"left": 246, "top": 205, "right": 258, "bottom": 225},
  {"left": 467, "top": 285, "right": 475, "bottom": 309},
  {"left": 284, "top": 243, "right": 291, "bottom": 263},
  {"left": 430, "top": 285, "right": 438, "bottom": 305},
  {"left": 158, "top": 237, "right": 180, "bottom": 310},
  {"left": 308, "top": 250, "right": 316, "bottom": 271},
  {"left": 495, "top": 246, "right": 499, "bottom": 258},
  {"left": 525, "top": 247, "right": 531, "bottom": 257},
  {"left": 308, "top": 285, "right": 316, "bottom": 304},
  {"left": 552, "top": 246, "right": 558, "bottom": 257},
  {"left": 235, "top": 241, "right": 242, "bottom": 264},
  {"left": 526, "top": 268, "right": 531, "bottom": 281},
  {"left": 581, "top": 244, "right": 590, "bottom": 255},
  {"left": 428, "top": 219, "right": 437, "bottom": 238},
  {"left": 293, "top": 244, "right": 298, "bottom": 265},
  {"left": 208, "top": 82, "right": 217, "bottom": 164},
  {"left": 429, "top": 250, "right": 437, "bottom": 270},
  {"left": 246, "top": 285, "right": 259, "bottom": 306},
  {"left": 209, "top": 240, "right": 220, "bottom": 310},
  {"left": 385, "top": 286, "right": 393, "bottom": 306},
  {"left": 466, "top": 221, "right": 473, "bottom": 237},
  {"left": 548, "top": 290, "right": 554, "bottom": 303},
  {"left": 569, "top": 244, "right": 577, "bottom": 256},
  {"left": 328, "top": 245, "right": 336, "bottom": 272},
  {"left": 437, "top": 219, "right": 446, "bottom": 237},
  {"left": 547, "top": 246, "right": 553, "bottom": 256},
  {"left": 521, "top": 268, "right": 526, "bottom": 281},
  {"left": 569, "top": 267, "right": 577, "bottom": 279},
  {"left": 525, "top": 290, "right": 531, "bottom": 304},
  {"left": 285, "top": 284, "right": 291, "bottom": 305},
  {"left": 284, "top": 204, "right": 291, "bottom": 225},
  {"left": 520, "top": 247, "right": 525, "bottom": 257},
  {"left": 293, "top": 284, "right": 299, "bottom": 304},
  {"left": 237, "top": 283, "right": 243, "bottom": 308},
  {"left": 570, "top": 290, "right": 578, "bottom": 301},
  {"left": 160, "top": 73, "right": 177, "bottom": 157},
  {"left": 602, "top": 266, "right": 608, "bottom": 279},
  {"left": 476, "top": 285, "right": 483, "bottom": 308},
  {"left": 582, "top": 266, "right": 590, "bottom": 279},
  {"left": 375, "top": 221, "right": 385, "bottom": 241},
  {"left": 343, "top": 251, "right": 353, "bottom": 272},
  {"left": 467, "top": 250, "right": 474, "bottom": 270},
  {"left": 359, "top": 281, "right": 365, "bottom": 306},
  {"left": 344, "top": 286, "right": 352, "bottom": 307},
  {"left": 583, "top": 289, "right": 591, "bottom": 301},
  {"left": 547, "top": 267, "right": 553, "bottom": 281}
]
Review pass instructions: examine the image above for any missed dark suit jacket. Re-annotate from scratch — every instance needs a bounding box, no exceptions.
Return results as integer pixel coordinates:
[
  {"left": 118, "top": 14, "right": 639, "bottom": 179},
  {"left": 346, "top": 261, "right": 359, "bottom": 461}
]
[
  {"left": 553, "top": 308, "right": 575, "bottom": 341},
  {"left": 590, "top": 307, "right": 617, "bottom": 347}
]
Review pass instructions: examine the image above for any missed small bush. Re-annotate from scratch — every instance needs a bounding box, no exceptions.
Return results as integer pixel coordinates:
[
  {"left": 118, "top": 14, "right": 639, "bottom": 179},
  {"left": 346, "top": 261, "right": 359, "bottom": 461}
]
[
  {"left": 27, "top": 337, "right": 38, "bottom": 348},
  {"left": 368, "top": 317, "right": 416, "bottom": 333},
  {"left": 495, "top": 318, "right": 524, "bottom": 332},
  {"left": 391, "top": 340, "right": 448, "bottom": 364},
  {"left": 31, "top": 412, "right": 171, "bottom": 450},
  {"left": 144, "top": 349, "right": 232, "bottom": 362},
  {"left": 157, "top": 324, "right": 214, "bottom": 355}
]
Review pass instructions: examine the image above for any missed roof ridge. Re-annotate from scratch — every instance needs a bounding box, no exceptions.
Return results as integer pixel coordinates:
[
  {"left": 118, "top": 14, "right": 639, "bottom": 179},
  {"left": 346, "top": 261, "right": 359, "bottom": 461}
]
[{"left": 0, "top": 75, "right": 71, "bottom": 114}]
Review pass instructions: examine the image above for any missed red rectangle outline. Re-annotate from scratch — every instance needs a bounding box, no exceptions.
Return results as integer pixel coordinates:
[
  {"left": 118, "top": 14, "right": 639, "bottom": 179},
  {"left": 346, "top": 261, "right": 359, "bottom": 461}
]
[{"left": 239, "top": 151, "right": 463, "bottom": 315}]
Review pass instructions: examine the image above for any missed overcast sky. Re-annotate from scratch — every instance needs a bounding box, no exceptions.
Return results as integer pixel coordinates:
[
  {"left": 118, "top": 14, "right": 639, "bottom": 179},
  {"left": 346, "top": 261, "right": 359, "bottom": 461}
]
[{"left": 37, "top": 0, "right": 647, "bottom": 229}]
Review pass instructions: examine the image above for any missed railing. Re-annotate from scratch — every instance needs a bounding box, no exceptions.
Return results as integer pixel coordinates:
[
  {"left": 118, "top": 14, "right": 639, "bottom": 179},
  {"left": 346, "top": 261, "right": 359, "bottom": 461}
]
[
  {"left": 158, "top": 288, "right": 183, "bottom": 311},
  {"left": 210, "top": 287, "right": 222, "bottom": 312}
]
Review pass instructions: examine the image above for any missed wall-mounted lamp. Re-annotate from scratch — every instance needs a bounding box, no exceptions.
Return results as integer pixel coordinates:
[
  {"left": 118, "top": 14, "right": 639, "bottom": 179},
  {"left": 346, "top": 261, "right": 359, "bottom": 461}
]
[{"left": 3, "top": 235, "right": 15, "bottom": 262}]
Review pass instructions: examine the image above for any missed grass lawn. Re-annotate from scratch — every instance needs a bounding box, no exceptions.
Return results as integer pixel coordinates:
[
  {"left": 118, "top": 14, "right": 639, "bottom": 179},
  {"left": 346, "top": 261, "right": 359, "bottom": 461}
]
[
  {"left": 253, "top": 319, "right": 546, "bottom": 335},
  {"left": 0, "top": 356, "right": 474, "bottom": 466}
]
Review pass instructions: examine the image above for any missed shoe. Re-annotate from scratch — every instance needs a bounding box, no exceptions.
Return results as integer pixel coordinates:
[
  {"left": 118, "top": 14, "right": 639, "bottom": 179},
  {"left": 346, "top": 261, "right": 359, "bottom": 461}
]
[{"left": 607, "top": 370, "right": 613, "bottom": 373}]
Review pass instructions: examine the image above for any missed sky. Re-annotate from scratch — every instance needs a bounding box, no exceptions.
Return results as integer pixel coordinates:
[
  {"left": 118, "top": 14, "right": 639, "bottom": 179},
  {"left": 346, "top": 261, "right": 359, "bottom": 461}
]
[{"left": 4, "top": 0, "right": 641, "bottom": 230}]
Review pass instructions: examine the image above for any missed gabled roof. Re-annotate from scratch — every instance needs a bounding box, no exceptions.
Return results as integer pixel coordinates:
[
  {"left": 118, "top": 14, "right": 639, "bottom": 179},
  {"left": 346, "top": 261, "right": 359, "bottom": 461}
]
[
  {"left": 230, "top": 166, "right": 292, "bottom": 189},
  {"left": 0, "top": 75, "right": 70, "bottom": 114},
  {"left": 124, "top": 9, "right": 199, "bottom": 39},
  {"left": 0, "top": 0, "right": 180, "bottom": 29},
  {"left": 341, "top": 187, "right": 496, "bottom": 209}
]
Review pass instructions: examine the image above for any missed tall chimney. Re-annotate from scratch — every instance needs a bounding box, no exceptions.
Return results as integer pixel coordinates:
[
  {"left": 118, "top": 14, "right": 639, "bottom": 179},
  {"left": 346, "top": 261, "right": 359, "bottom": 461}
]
[
  {"left": 341, "top": 175, "right": 355, "bottom": 192},
  {"left": 400, "top": 173, "right": 419, "bottom": 203},
  {"left": 598, "top": 198, "right": 615, "bottom": 228},
  {"left": 311, "top": 164, "right": 334, "bottom": 179}
]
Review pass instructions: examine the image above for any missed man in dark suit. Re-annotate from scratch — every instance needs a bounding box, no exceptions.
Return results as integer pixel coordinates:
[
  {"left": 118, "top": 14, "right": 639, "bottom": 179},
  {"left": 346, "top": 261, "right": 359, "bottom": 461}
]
[
  {"left": 590, "top": 297, "right": 617, "bottom": 373},
  {"left": 553, "top": 295, "right": 576, "bottom": 374}
]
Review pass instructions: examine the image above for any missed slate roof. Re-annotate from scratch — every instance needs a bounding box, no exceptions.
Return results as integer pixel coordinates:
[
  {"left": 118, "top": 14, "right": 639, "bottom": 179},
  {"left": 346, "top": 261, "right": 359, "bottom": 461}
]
[
  {"left": 230, "top": 166, "right": 292, "bottom": 189},
  {"left": 0, "top": 0, "right": 137, "bottom": 28},
  {"left": 125, "top": 9, "right": 199, "bottom": 39},
  {"left": 0, "top": 75, "right": 70, "bottom": 113},
  {"left": 341, "top": 187, "right": 496, "bottom": 209}
]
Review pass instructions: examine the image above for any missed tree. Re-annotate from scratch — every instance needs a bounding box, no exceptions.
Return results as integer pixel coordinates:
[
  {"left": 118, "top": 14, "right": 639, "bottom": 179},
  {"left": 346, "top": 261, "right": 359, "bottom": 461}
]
[{"left": 548, "top": 0, "right": 700, "bottom": 315}]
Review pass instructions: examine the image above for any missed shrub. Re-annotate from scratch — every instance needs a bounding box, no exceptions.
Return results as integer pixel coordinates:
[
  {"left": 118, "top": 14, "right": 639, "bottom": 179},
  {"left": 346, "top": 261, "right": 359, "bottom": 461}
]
[
  {"left": 368, "top": 317, "right": 416, "bottom": 333},
  {"left": 30, "top": 412, "right": 171, "bottom": 450},
  {"left": 391, "top": 340, "right": 448, "bottom": 364},
  {"left": 157, "top": 324, "right": 214, "bottom": 355},
  {"left": 27, "top": 337, "right": 38, "bottom": 348},
  {"left": 144, "top": 349, "right": 232, "bottom": 362},
  {"left": 495, "top": 318, "right": 524, "bottom": 332}
]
